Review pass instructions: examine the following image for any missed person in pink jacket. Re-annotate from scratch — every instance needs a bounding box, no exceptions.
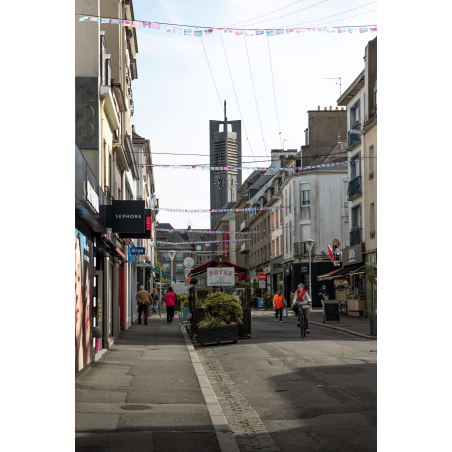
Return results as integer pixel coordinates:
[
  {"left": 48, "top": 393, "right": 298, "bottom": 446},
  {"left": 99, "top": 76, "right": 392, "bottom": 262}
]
[{"left": 164, "top": 287, "right": 177, "bottom": 324}]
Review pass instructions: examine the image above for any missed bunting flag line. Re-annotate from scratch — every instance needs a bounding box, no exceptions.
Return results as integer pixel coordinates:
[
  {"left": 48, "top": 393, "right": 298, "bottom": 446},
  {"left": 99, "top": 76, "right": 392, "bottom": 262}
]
[
  {"left": 158, "top": 250, "right": 231, "bottom": 253},
  {"left": 144, "top": 161, "right": 350, "bottom": 171},
  {"left": 152, "top": 206, "right": 289, "bottom": 213},
  {"left": 157, "top": 239, "right": 251, "bottom": 244},
  {"left": 156, "top": 228, "right": 270, "bottom": 234},
  {"left": 78, "top": 16, "right": 376, "bottom": 38}
]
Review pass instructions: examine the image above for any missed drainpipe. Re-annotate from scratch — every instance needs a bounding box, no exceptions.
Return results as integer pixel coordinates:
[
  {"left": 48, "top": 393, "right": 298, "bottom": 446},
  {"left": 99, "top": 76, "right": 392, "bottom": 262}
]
[{"left": 100, "top": 98, "right": 106, "bottom": 190}]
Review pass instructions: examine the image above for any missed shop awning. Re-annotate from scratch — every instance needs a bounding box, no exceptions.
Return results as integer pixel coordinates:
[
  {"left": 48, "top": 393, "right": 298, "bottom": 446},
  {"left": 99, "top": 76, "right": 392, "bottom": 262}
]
[
  {"left": 317, "top": 263, "right": 364, "bottom": 281},
  {"left": 148, "top": 265, "right": 175, "bottom": 282},
  {"left": 189, "top": 259, "right": 248, "bottom": 277}
]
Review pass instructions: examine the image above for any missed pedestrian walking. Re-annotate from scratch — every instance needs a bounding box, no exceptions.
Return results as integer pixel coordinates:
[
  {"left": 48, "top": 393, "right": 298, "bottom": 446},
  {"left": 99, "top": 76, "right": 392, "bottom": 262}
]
[
  {"left": 273, "top": 290, "right": 286, "bottom": 322},
  {"left": 164, "top": 286, "right": 177, "bottom": 324},
  {"left": 292, "top": 283, "right": 312, "bottom": 333},
  {"left": 136, "top": 285, "right": 152, "bottom": 325},
  {"left": 318, "top": 285, "right": 330, "bottom": 313}
]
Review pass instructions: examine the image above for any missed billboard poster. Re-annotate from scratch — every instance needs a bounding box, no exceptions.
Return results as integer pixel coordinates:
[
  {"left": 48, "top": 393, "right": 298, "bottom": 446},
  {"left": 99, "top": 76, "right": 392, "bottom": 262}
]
[{"left": 75, "top": 228, "right": 94, "bottom": 373}]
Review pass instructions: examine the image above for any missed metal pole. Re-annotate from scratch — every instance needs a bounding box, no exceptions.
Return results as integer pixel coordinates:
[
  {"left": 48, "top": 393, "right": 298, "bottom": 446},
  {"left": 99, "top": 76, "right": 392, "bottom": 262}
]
[{"left": 309, "top": 249, "right": 312, "bottom": 302}]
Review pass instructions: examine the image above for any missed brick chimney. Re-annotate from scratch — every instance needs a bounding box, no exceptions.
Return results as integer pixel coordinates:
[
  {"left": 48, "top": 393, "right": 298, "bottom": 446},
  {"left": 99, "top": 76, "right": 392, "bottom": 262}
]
[
  {"left": 318, "top": 106, "right": 320, "bottom": 110},
  {"left": 329, "top": 106, "right": 332, "bottom": 110}
]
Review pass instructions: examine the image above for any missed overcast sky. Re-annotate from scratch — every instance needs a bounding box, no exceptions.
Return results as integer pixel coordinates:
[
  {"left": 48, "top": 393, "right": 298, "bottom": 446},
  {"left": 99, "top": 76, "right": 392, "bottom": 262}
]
[{"left": 130, "top": 0, "right": 378, "bottom": 230}]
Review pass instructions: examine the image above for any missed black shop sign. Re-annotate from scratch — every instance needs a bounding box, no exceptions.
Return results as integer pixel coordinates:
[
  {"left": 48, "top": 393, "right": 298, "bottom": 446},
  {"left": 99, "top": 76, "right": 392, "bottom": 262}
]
[
  {"left": 111, "top": 200, "right": 145, "bottom": 233},
  {"left": 323, "top": 301, "right": 340, "bottom": 324},
  {"left": 300, "top": 265, "right": 309, "bottom": 274}
]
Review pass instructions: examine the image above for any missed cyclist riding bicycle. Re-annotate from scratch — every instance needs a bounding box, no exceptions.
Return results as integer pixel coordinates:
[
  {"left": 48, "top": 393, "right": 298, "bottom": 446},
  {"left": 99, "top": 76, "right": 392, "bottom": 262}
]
[{"left": 292, "top": 283, "right": 312, "bottom": 334}]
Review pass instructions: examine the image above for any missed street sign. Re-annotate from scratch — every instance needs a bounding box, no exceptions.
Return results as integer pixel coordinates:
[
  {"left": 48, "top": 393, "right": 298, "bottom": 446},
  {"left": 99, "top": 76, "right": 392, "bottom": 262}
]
[
  {"left": 259, "top": 281, "right": 266, "bottom": 289},
  {"left": 258, "top": 273, "right": 266, "bottom": 281},
  {"left": 130, "top": 247, "right": 145, "bottom": 255},
  {"left": 184, "top": 257, "right": 194, "bottom": 268},
  {"left": 258, "top": 298, "right": 264, "bottom": 308}
]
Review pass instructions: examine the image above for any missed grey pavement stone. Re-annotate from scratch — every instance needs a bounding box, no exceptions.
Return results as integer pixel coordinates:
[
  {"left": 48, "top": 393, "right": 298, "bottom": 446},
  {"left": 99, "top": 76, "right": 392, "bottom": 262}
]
[
  {"left": 76, "top": 431, "right": 154, "bottom": 452},
  {"left": 75, "top": 389, "right": 127, "bottom": 404},
  {"left": 75, "top": 413, "right": 119, "bottom": 432}
]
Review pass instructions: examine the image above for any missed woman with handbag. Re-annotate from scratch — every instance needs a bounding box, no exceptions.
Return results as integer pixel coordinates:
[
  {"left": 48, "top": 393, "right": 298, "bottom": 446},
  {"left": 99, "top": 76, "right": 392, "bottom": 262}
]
[
  {"left": 164, "top": 287, "right": 177, "bottom": 324},
  {"left": 273, "top": 290, "right": 286, "bottom": 322},
  {"left": 292, "top": 283, "right": 312, "bottom": 333}
]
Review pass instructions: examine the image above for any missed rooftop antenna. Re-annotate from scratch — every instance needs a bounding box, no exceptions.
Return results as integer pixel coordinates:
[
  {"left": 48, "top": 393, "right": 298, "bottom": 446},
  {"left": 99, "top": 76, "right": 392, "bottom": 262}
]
[
  {"left": 324, "top": 77, "right": 342, "bottom": 96},
  {"left": 187, "top": 219, "right": 192, "bottom": 229}
]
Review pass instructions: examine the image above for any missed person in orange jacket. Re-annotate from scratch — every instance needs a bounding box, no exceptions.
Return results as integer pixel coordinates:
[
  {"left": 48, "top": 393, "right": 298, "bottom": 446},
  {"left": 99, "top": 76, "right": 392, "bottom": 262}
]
[{"left": 273, "top": 290, "right": 286, "bottom": 322}]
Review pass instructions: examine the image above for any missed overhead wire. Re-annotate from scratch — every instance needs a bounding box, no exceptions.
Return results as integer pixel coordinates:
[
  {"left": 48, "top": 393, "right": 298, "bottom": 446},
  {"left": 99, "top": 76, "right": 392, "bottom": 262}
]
[
  {"left": 243, "top": 34, "right": 268, "bottom": 159},
  {"left": 223, "top": 0, "right": 306, "bottom": 27},
  {"left": 281, "top": 1, "right": 377, "bottom": 27},
  {"left": 199, "top": 35, "right": 223, "bottom": 111},
  {"left": 240, "top": 0, "right": 329, "bottom": 27},
  {"left": 266, "top": 35, "right": 283, "bottom": 149},
  {"left": 220, "top": 33, "right": 259, "bottom": 167}
]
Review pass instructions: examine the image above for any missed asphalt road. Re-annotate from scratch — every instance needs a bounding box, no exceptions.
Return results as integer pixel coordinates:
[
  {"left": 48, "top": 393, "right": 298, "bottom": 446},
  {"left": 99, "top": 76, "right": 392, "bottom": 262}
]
[{"left": 207, "top": 310, "right": 377, "bottom": 452}]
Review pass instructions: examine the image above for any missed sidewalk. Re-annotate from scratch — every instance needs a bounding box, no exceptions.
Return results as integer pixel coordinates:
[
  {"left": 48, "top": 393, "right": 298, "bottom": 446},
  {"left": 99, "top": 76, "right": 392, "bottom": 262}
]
[
  {"left": 75, "top": 308, "right": 229, "bottom": 452},
  {"left": 288, "top": 308, "right": 376, "bottom": 339}
]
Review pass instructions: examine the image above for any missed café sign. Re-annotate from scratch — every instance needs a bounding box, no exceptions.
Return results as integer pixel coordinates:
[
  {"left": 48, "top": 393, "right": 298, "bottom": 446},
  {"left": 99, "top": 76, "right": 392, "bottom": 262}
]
[{"left": 207, "top": 268, "right": 234, "bottom": 286}]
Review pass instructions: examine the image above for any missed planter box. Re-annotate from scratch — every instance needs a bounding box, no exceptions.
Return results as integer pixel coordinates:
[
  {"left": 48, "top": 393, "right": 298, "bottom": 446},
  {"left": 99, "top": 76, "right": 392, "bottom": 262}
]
[{"left": 199, "top": 324, "right": 238, "bottom": 346}]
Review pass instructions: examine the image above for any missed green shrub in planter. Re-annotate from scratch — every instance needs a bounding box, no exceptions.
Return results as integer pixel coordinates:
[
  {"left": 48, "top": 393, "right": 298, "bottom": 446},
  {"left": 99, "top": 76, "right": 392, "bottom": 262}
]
[
  {"left": 263, "top": 292, "right": 273, "bottom": 310},
  {"left": 197, "top": 314, "right": 227, "bottom": 328},
  {"left": 204, "top": 292, "right": 243, "bottom": 325},
  {"left": 93, "top": 327, "right": 103, "bottom": 338}
]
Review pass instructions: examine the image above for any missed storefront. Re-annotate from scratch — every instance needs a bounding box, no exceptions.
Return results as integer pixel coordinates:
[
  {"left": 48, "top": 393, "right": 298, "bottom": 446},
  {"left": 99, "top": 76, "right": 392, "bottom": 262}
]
[
  {"left": 75, "top": 144, "right": 107, "bottom": 376},
  {"left": 270, "top": 256, "right": 283, "bottom": 294},
  {"left": 365, "top": 250, "right": 377, "bottom": 316},
  {"left": 284, "top": 260, "right": 336, "bottom": 308},
  {"left": 318, "top": 244, "right": 366, "bottom": 316}
]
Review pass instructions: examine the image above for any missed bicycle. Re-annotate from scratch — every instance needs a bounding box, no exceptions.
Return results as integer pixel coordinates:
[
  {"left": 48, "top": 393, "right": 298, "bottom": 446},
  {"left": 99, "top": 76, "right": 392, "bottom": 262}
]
[
  {"left": 149, "top": 301, "right": 161, "bottom": 318},
  {"left": 297, "top": 308, "right": 307, "bottom": 338}
]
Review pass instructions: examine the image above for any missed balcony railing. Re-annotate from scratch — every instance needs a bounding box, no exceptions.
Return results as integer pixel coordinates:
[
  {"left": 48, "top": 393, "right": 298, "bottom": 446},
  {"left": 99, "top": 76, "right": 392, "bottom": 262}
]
[
  {"left": 347, "top": 176, "right": 362, "bottom": 200},
  {"left": 348, "top": 122, "right": 361, "bottom": 147},
  {"left": 350, "top": 228, "right": 362, "bottom": 246},
  {"left": 240, "top": 220, "right": 250, "bottom": 232},
  {"left": 293, "top": 242, "right": 315, "bottom": 257}
]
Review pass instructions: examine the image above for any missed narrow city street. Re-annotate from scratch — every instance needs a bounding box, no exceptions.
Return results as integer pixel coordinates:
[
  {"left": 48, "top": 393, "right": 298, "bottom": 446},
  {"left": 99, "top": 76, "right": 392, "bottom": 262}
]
[{"left": 76, "top": 308, "right": 376, "bottom": 452}]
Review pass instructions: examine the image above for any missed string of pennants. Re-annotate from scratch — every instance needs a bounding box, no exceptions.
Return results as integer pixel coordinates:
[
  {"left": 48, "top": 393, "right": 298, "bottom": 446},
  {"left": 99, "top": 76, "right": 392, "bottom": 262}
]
[
  {"left": 156, "top": 228, "right": 269, "bottom": 234},
  {"left": 157, "top": 239, "right": 250, "bottom": 244},
  {"left": 148, "top": 161, "right": 349, "bottom": 171},
  {"left": 79, "top": 16, "right": 377, "bottom": 36},
  {"left": 152, "top": 206, "right": 288, "bottom": 213},
  {"left": 160, "top": 250, "right": 231, "bottom": 253}
]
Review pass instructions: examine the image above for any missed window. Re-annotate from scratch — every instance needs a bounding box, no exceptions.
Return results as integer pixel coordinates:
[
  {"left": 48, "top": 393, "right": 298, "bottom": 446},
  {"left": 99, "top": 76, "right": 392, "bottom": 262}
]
[
  {"left": 276, "top": 237, "right": 279, "bottom": 256},
  {"left": 370, "top": 203, "right": 375, "bottom": 235},
  {"left": 176, "top": 252, "right": 183, "bottom": 261},
  {"left": 289, "top": 221, "right": 292, "bottom": 251},
  {"left": 285, "top": 191, "right": 288, "bottom": 216},
  {"left": 272, "top": 240, "right": 275, "bottom": 258},
  {"left": 300, "top": 223, "right": 311, "bottom": 242},
  {"left": 162, "top": 252, "right": 170, "bottom": 261},
  {"left": 176, "top": 264, "right": 183, "bottom": 273},
  {"left": 302, "top": 190, "right": 310, "bottom": 206},
  {"left": 196, "top": 245, "right": 202, "bottom": 251},
  {"left": 350, "top": 153, "right": 361, "bottom": 180},
  {"left": 369, "top": 145, "right": 374, "bottom": 179},
  {"left": 280, "top": 208, "right": 283, "bottom": 223},
  {"left": 289, "top": 189, "right": 292, "bottom": 213},
  {"left": 271, "top": 212, "right": 274, "bottom": 230},
  {"left": 163, "top": 264, "right": 170, "bottom": 273},
  {"left": 285, "top": 225, "right": 288, "bottom": 253},
  {"left": 352, "top": 205, "right": 361, "bottom": 229},
  {"left": 196, "top": 255, "right": 203, "bottom": 265}
]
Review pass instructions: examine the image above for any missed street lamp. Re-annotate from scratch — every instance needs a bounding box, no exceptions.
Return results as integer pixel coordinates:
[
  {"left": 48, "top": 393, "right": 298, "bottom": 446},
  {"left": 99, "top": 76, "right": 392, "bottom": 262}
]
[
  {"left": 305, "top": 239, "right": 315, "bottom": 302},
  {"left": 168, "top": 251, "right": 176, "bottom": 288}
]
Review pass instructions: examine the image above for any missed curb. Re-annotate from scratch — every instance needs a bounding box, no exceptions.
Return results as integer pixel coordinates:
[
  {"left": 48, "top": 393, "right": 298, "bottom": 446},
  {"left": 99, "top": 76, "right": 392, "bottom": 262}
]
[
  {"left": 182, "top": 329, "right": 240, "bottom": 452},
  {"left": 285, "top": 314, "right": 377, "bottom": 340}
]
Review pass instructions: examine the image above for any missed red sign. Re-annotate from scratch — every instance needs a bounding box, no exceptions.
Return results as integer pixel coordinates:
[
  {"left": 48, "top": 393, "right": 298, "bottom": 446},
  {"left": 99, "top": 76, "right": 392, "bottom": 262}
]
[
  {"left": 327, "top": 245, "right": 334, "bottom": 263},
  {"left": 146, "top": 217, "right": 152, "bottom": 231},
  {"left": 258, "top": 273, "right": 266, "bottom": 281},
  {"left": 222, "top": 232, "right": 229, "bottom": 263}
]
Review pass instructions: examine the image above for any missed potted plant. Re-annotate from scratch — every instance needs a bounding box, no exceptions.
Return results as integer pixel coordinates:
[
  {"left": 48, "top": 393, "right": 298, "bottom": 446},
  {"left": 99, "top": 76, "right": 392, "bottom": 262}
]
[
  {"left": 197, "top": 292, "right": 243, "bottom": 345},
  {"left": 93, "top": 327, "right": 102, "bottom": 354}
]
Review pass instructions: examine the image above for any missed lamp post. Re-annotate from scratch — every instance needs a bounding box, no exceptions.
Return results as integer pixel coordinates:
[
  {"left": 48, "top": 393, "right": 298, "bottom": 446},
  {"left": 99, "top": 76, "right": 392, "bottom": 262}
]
[
  {"left": 168, "top": 251, "right": 176, "bottom": 289},
  {"left": 305, "top": 239, "right": 315, "bottom": 303}
]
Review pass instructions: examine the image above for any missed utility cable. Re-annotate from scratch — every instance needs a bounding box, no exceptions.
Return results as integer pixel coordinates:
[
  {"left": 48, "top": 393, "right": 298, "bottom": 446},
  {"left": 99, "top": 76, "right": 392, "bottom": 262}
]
[
  {"left": 220, "top": 33, "right": 259, "bottom": 167},
  {"left": 244, "top": 34, "right": 268, "bottom": 159},
  {"left": 223, "top": 0, "right": 306, "bottom": 28},
  {"left": 199, "top": 35, "right": 223, "bottom": 111},
  {"left": 282, "top": 2, "right": 377, "bottom": 27},
  {"left": 295, "top": 10, "right": 377, "bottom": 28},
  {"left": 241, "top": 0, "right": 329, "bottom": 27},
  {"left": 266, "top": 35, "right": 283, "bottom": 149}
]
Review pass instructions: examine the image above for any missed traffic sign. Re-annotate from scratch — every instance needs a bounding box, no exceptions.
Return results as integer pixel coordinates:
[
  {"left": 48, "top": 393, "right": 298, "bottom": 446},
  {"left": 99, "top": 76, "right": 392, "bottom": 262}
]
[
  {"left": 183, "top": 257, "right": 194, "bottom": 268},
  {"left": 258, "top": 273, "right": 266, "bottom": 281},
  {"left": 259, "top": 281, "right": 266, "bottom": 289}
]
